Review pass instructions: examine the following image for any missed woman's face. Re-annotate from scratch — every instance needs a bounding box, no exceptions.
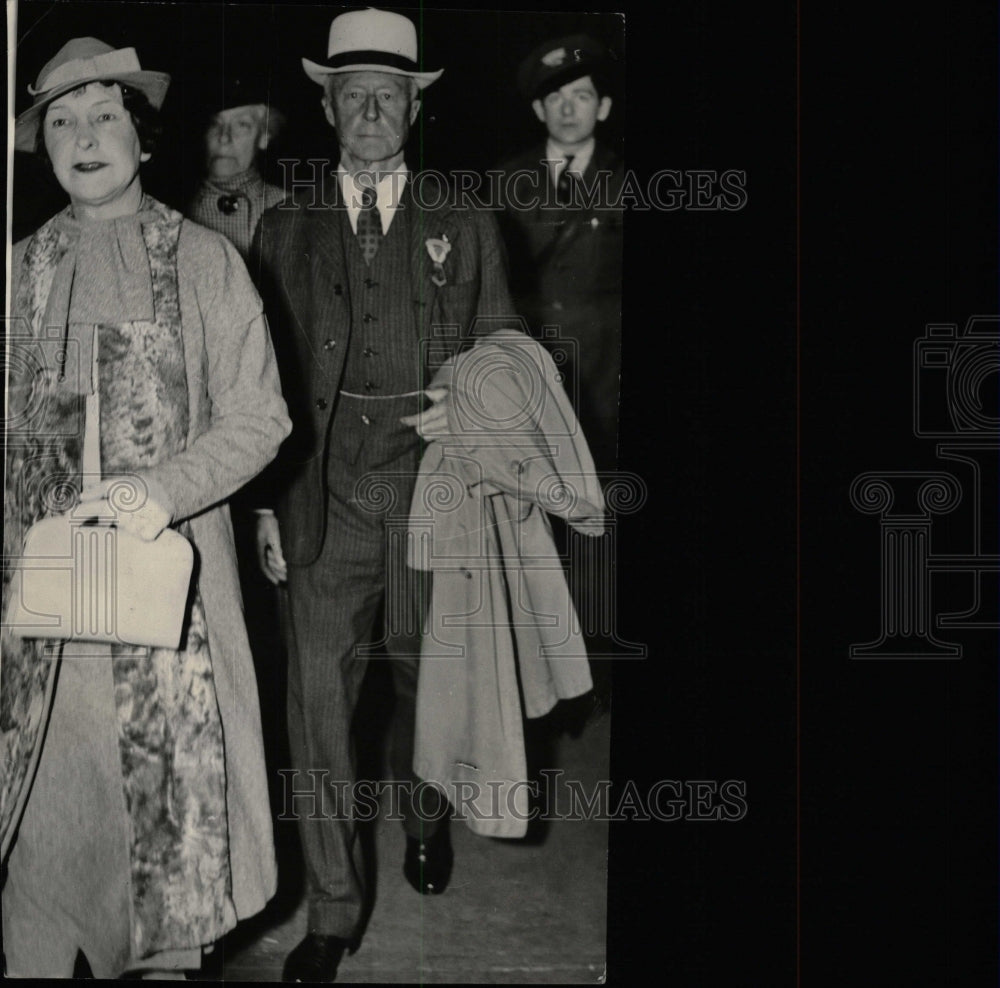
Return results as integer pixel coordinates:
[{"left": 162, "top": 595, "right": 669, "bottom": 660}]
[
  {"left": 43, "top": 82, "right": 150, "bottom": 219},
  {"left": 205, "top": 105, "right": 266, "bottom": 179}
]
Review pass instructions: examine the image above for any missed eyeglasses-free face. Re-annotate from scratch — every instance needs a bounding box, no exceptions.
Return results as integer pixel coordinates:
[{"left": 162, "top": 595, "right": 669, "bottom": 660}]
[{"left": 43, "top": 81, "right": 149, "bottom": 219}]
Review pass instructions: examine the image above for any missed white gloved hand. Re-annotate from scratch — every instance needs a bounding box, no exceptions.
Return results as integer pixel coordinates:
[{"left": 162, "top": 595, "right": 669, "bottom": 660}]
[{"left": 79, "top": 476, "right": 171, "bottom": 542}]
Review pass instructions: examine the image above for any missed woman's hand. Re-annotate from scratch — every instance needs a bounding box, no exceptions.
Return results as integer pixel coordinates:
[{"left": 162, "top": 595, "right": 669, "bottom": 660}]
[{"left": 79, "top": 476, "right": 171, "bottom": 542}]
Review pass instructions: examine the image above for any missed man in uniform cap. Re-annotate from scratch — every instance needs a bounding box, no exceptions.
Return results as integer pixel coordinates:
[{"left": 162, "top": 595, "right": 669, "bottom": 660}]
[
  {"left": 498, "top": 33, "right": 624, "bottom": 475},
  {"left": 496, "top": 33, "right": 624, "bottom": 712},
  {"left": 250, "top": 8, "right": 519, "bottom": 981}
]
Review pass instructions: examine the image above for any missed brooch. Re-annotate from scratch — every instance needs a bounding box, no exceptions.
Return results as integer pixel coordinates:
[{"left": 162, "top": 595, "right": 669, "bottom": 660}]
[{"left": 425, "top": 235, "right": 451, "bottom": 287}]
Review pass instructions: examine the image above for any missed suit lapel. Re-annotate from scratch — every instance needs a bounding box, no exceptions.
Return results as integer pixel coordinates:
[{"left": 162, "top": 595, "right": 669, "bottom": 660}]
[
  {"left": 408, "top": 178, "right": 459, "bottom": 344},
  {"left": 305, "top": 180, "right": 350, "bottom": 387}
]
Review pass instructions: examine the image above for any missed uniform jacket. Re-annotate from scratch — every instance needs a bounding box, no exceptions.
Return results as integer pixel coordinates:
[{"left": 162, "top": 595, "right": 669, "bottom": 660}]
[
  {"left": 497, "top": 140, "right": 623, "bottom": 319},
  {"left": 496, "top": 141, "right": 624, "bottom": 471},
  {"left": 249, "top": 171, "right": 519, "bottom": 565},
  {"left": 407, "top": 330, "right": 604, "bottom": 838}
]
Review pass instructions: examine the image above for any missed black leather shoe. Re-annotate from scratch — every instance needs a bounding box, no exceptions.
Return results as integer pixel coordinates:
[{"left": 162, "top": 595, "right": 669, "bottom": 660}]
[
  {"left": 403, "top": 827, "right": 453, "bottom": 895},
  {"left": 282, "top": 933, "right": 350, "bottom": 983}
]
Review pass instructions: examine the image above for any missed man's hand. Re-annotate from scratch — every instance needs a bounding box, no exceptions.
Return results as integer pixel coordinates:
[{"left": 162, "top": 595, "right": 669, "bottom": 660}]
[
  {"left": 400, "top": 387, "right": 451, "bottom": 438},
  {"left": 256, "top": 513, "right": 288, "bottom": 585},
  {"left": 79, "top": 477, "right": 171, "bottom": 542}
]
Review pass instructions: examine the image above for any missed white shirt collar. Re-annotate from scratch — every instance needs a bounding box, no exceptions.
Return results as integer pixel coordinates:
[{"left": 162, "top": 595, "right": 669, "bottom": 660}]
[
  {"left": 546, "top": 138, "right": 596, "bottom": 184},
  {"left": 338, "top": 164, "right": 409, "bottom": 235}
]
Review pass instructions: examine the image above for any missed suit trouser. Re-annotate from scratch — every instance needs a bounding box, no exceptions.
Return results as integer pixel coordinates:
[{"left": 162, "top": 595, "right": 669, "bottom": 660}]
[{"left": 280, "top": 458, "right": 444, "bottom": 940}]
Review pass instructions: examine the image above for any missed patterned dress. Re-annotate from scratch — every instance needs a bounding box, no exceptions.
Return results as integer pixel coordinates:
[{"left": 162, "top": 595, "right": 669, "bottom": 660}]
[{"left": 2, "top": 197, "right": 284, "bottom": 977}]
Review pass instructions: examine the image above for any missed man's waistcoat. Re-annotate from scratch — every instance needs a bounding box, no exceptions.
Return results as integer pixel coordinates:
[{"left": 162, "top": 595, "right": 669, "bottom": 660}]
[{"left": 328, "top": 205, "right": 422, "bottom": 471}]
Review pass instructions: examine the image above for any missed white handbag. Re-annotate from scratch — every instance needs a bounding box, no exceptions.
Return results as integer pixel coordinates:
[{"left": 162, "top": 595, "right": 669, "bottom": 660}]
[{"left": 4, "top": 509, "right": 194, "bottom": 650}]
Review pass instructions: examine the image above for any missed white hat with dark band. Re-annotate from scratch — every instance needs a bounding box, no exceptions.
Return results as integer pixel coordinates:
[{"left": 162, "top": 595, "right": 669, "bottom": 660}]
[{"left": 302, "top": 8, "right": 443, "bottom": 89}]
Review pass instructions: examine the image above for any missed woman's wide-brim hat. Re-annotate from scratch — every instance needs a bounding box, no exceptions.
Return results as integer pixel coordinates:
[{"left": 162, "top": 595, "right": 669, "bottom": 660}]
[
  {"left": 302, "top": 7, "right": 443, "bottom": 90},
  {"left": 15, "top": 37, "right": 170, "bottom": 152}
]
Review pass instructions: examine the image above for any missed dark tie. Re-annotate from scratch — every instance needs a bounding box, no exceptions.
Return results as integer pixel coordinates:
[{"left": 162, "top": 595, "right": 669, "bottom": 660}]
[
  {"left": 356, "top": 185, "right": 383, "bottom": 264},
  {"left": 556, "top": 156, "right": 576, "bottom": 206}
]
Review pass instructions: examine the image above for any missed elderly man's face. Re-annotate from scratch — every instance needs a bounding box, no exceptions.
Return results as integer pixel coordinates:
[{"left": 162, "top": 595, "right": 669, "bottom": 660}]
[
  {"left": 533, "top": 75, "right": 611, "bottom": 149},
  {"left": 205, "top": 104, "right": 267, "bottom": 178},
  {"left": 323, "top": 72, "right": 420, "bottom": 171}
]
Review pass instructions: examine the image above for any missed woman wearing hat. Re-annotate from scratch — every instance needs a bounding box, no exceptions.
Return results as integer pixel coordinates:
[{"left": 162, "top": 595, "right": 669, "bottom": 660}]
[
  {"left": 187, "top": 77, "right": 287, "bottom": 259},
  {"left": 2, "top": 37, "right": 291, "bottom": 978}
]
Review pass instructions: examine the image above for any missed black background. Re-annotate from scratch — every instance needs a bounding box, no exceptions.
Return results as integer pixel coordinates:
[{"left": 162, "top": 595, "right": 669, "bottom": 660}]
[{"left": 8, "top": 1, "right": 999, "bottom": 985}]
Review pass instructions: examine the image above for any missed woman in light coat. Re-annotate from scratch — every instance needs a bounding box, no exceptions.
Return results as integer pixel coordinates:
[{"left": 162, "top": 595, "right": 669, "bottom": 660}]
[{"left": 2, "top": 37, "right": 291, "bottom": 978}]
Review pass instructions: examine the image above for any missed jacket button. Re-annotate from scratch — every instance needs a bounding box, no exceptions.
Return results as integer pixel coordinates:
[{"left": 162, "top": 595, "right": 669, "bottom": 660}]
[
  {"left": 316, "top": 397, "right": 328, "bottom": 410},
  {"left": 333, "top": 284, "right": 343, "bottom": 295},
  {"left": 364, "top": 278, "right": 378, "bottom": 288},
  {"left": 363, "top": 313, "right": 376, "bottom": 323},
  {"left": 324, "top": 338, "right": 337, "bottom": 351},
  {"left": 365, "top": 380, "right": 378, "bottom": 392},
  {"left": 363, "top": 346, "right": 376, "bottom": 357},
  {"left": 510, "top": 460, "right": 520, "bottom": 474},
  {"left": 361, "top": 414, "right": 372, "bottom": 426}
]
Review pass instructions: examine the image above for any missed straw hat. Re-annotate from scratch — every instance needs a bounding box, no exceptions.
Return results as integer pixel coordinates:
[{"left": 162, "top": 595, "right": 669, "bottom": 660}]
[{"left": 301, "top": 8, "right": 443, "bottom": 90}]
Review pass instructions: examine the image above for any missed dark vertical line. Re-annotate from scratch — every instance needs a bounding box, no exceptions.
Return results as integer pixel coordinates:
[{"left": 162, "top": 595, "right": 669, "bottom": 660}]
[{"left": 795, "top": 0, "right": 803, "bottom": 983}]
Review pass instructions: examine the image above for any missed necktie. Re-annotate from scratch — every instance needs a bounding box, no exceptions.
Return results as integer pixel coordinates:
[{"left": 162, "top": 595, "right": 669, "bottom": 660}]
[
  {"left": 356, "top": 185, "right": 383, "bottom": 264},
  {"left": 556, "top": 155, "right": 576, "bottom": 206}
]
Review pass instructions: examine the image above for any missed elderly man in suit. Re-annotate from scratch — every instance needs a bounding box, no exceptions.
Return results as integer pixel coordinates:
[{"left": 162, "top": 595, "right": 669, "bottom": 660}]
[
  {"left": 497, "top": 34, "right": 623, "bottom": 474},
  {"left": 250, "top": 8, "right": 518, "bottom": 982}
]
